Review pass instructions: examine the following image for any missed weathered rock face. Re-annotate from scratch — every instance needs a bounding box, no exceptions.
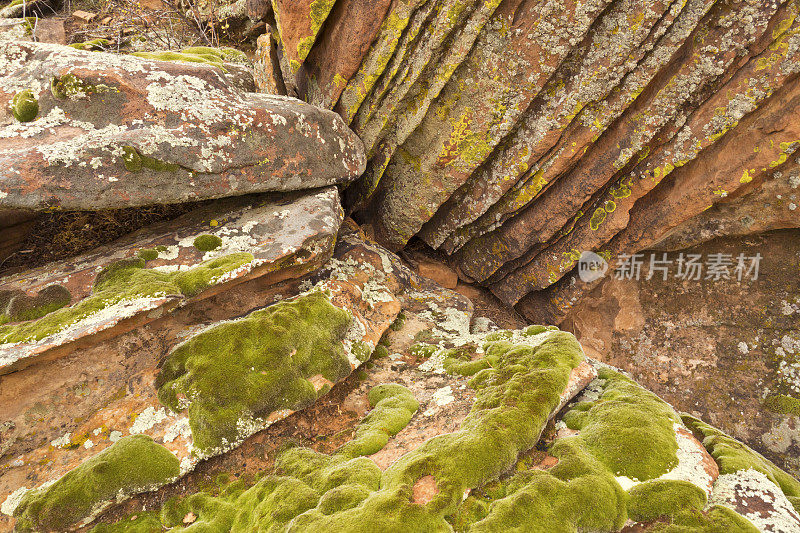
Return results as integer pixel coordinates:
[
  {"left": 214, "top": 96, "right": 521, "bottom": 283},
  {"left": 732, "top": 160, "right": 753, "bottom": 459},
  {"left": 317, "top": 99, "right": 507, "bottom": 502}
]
[
  {"left": 1, "top": 215, "right": 798, "bottom": 531},
  {"left": 264, "top": 0, "right": 800, "bottom": 320},
  {"left": 0, "top": 41, "right": 365, "bottom": 211},
  {"left": 0, "top": 187, "right": 343, "bottom": 374},
  {"left": 562, "top": 229, "right": 800, "bottom": 478}
]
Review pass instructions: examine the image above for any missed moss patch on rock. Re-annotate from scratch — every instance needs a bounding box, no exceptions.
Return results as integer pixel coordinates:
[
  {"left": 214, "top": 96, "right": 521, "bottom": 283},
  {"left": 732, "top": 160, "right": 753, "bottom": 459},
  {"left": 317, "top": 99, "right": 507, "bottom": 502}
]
[
  {"left": 0, "top": 253, "right": 253, "bottom": 346},
  {"left": 452, "top": 367, "right": 684, "bottom": 531},
  {"left": 11, "top": 89, "right": 38, "bottom": 122},
  {"left": 561, "top": 369, "right": 680, "bottom": 481},
  {"left": 647, "top": 506, "right": 759, "bottom": 532},
  {"left": 131, "top": 47, "right": 247, "bottom": 70},
  {"left": 292, "top": 332, "right": 586, "bottom": 531},
  {"left": 193, "top": 234, "right": 223, "bottom": 252},
  {"left": 155, "top": 291, "right": 353, "bottom": 455},
  {"left": 683, "top": 414, "right": 800, "bottom": 501},
  {"left": 50, "top": 73, "right": 118, "bottom": 100},
  {"left": 121, "top": 146, "right": 181, "bottom": 173},
  {"left": 0, "top": 284, "right": 71, "bottom": 323},
  {"left": 69, "top": 38, "right": 111, "bottom": 51},
  {"left": 92, "top": 384, "right": 418, "bottom": 532},
  {"left": 137, "top": 248, "right": 160, "bottom": 261},
  {"left": 627, "top": 479, "right": 706, "bottom": 523},
  {"left": 763, "top": 394, "right": 800, "bottom": 416},
  {"left": 14, "top": 435, "right": 179, "bottom": 532}
]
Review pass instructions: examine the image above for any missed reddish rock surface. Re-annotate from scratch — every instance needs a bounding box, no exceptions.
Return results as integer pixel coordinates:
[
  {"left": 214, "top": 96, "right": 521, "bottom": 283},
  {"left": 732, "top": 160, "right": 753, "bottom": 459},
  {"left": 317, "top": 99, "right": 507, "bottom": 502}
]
[
  {"left": 261, "top": 0, "right": 800, "bottom": 319},
  {"left": 562, "top": 230, "right": 800, "bottom": 477},
  {"left": 0, "top": 41, "right": 365, "bottom": 211}
]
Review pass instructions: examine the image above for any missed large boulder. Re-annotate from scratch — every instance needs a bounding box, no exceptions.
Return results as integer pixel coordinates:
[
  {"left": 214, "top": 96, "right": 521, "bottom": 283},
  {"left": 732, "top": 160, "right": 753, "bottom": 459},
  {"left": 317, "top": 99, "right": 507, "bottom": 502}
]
[{"left": 0, "top": 41, "right": 366, "bottom": 211}]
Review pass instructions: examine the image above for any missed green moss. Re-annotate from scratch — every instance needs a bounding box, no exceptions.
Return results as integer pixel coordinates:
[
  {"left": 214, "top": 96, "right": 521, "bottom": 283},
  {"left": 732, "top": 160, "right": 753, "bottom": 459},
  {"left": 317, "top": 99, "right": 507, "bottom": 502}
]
[
  {"left": 182, "top": 46, "right": 248, "bottom": 64},
  {"left": 351, "top": 340, "right": 373, "bottom": 363},
  {"left": 69, "top": 38, "right": 111, "bottom": 51},
  {"left": 155, "top": 291, "right": 353, "bottom": 455},
  {"left": 193, "top": 234, "right": 223, "bottom": 252},
  {"left": 683, "top": 414, "right": 800, "bottom": 499},
  {"left": 50, "top": 73, "right": 118, "bottom": 99},
  {"left": 11, "top": 89, "right": 38, "bottom": 122},
  {"left": 647, "top": 506, "right": 758, "bottom": 532},
  {"left": 389, "top": 311, "right": 406, "bottom": 331},
  {"left": 87, "top": 329, "right": 591, "bottom": 531},
  {"left": 0, "top": 253, "right": 253, "bottom": 346},
  {"left": 132, "top": 47, "right": 245, "bottom": 70},
  {"left": 121, "top": 146, "right": 180, "bottom": 173},
  {"left": 484, "top": 330, "right": 513, "bottom": 341},
  {"left": 763, "top": 394, "right": 800, "bottom": 416},
  {"left": 442, "top": 345, "right": 490, "bottom": 376},
  {"left": 173, "top": 254, "right": 252, "bottom": 297},
  {"left": 372, "top": 344, "right": 389, "bottom": 359},
  {"left": 562, "top": 369, "right": 680, "bottom": 481},
  {"left": 459, "top": 368, "right": 685, "bottom": 531},
  {"left": 3, "top": 284, "right": 71, "bottom": 322},
  {"left": 14, "top": 435, "right": 179, "bottom": 532},
  {"left": 335, "top": 384, "right": 419, "bottom": 458},
  {"left": 289, "top": 332, "right": 586, "bottom": 531},
  {"left": 409, "top": 342, "right": 437, "bottom": 358},
  {"left": 92, "top": 384, "right": 418, "bottom": 532},
  {"left": 523, "top": 325, "right": 554, "bottom": 336},
  {"left": 137, "top": 249, "right": 160, "bottom": 261},
  {"left": 627, "top": 480, "right": 706, "bottom": 522},
  {"left": 91, "top": 511, "right": 163, "bottom": 532}
]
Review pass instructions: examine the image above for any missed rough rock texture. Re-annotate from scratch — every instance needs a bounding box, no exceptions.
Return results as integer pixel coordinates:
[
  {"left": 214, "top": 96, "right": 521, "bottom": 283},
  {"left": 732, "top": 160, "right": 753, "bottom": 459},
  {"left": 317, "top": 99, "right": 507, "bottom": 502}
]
[
  {"left": 0, "top": 41, "right": 365, "bottom": 211},
  {"left": 262, "top": 0, "right": 800, "bottom": 321},
  {"left": 0, "top": 188, "right": 343, "bottom": 374},
  {"left": 562, "top": 230, "right": 800, "bottom": 478},
  {"left": 1, "top": 222, "right": 797, "bottom": 531}
]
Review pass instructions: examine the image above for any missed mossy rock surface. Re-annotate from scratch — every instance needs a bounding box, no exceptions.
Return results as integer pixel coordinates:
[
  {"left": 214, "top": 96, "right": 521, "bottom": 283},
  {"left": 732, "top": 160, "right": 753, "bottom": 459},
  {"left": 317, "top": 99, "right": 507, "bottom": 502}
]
[
  {"left": 91, "top": 384, "right": 418, "bottom": 533},
  {"left": 1, "top": 284, "right": 71, "bottom": 323},
  {"left": 132, "top": 47, "right": 248, "bottom": 71},
  {"left": 627, "top": 479, "right": 706, "bottom": 523},
  {"left": 561, "top": 368, "right": 680, "bottom": 481},
  {"left": 683, "top": 414, "right": 800, "bottom": 500},
  {"left": 155, "top": 291, "right": 354, "bottom": 455},
  {"left": 14, "top": 435, "right": 179, "bottom": 532},
  {"left": 0, "top": 253, "right": 253, "bottom": 346}
]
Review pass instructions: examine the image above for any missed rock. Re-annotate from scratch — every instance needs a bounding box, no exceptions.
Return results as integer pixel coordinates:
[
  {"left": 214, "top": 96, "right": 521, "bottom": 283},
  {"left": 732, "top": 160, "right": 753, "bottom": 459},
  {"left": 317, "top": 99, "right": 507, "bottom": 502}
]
[
  {"left": 253, "top": 29, "right": 286, "bottom": 95},
  {"left": 30, "top": 17, "right": 66, "bottom": 44},
  {"left": 71, "top": 9, "right": 96, "bottom": 22},
  {"left": 266, "top": 0, "right": 800, "bottom": 319},
  {"left": 3, "top": 219, "right": 797, "bottom": 531},
  {"left": 295, "top": 0, "right": 392, "bottom": 110},
  {"left": 415, "top": 258, "right": 458, "bottom": 289},
  {"left": 245, "top": 0, "right": 270, "bottom": 20},
  {"left": 0, "top": 187, "right": 343, "bottom": 374},
  {"left": 0, "top": 208, "right": 36, "bottom": 262},
  {"left": 561, "top": 230, "right": 800, "bottom": 477},
  {"left": 0, "top": 41, "right": 365, "bottom": 211},
  {"left": 271, "top": 0, "right": 337, "bottom": 73},
  {"left": 0, "top": 220, "right": 413, "bottom": 530}
]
